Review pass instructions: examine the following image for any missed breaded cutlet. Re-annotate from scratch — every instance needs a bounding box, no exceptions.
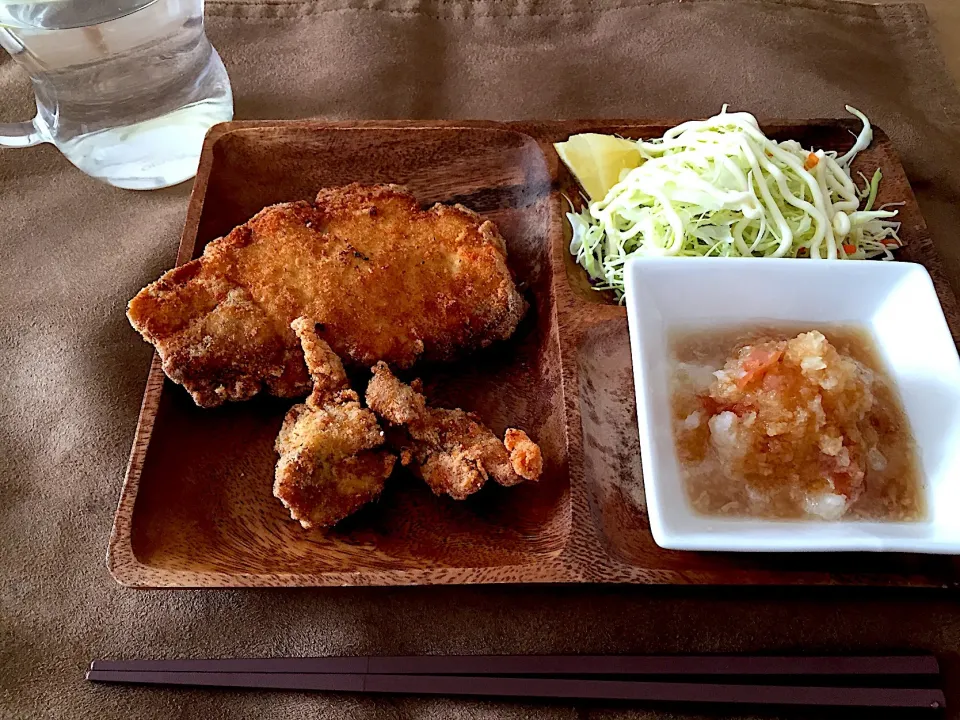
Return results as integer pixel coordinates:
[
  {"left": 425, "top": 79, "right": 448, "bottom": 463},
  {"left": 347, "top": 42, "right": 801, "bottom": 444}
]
[{"left": 127, "top": 184, "right": 527, "bottom": 407}]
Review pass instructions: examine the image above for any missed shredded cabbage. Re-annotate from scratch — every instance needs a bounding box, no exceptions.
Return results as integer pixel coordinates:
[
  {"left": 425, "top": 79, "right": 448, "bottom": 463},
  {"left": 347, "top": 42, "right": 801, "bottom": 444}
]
[{"left": 566, "top": 106, "right": 903, "bottom": 302}]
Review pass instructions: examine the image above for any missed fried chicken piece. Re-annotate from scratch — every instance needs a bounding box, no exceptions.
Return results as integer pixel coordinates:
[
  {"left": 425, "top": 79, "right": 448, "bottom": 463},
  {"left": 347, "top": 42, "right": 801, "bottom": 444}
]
[
  {"left": 273, "top": 317, "right": 395, "bottom": 529},
  {"left": 127, "top": 184, "right": 527, "bottom": 407},
  {"left": 365, "top": 362, "right": 542, "bottom": 500},
  {"left": 504, "top": 428, "right": 544, "bottom": 480}
]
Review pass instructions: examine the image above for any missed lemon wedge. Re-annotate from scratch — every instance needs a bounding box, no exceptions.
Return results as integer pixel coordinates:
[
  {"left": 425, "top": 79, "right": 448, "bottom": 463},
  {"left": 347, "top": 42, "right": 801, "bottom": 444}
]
[{"left": 554, "top": 134, "right": 642, "bottom": 202}]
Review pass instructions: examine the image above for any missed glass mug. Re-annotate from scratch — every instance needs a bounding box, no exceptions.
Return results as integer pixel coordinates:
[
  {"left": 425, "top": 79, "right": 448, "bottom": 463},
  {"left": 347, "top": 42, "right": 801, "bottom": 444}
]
[{"left": 0, "top": 0, "right": 233, "bottom": 189}]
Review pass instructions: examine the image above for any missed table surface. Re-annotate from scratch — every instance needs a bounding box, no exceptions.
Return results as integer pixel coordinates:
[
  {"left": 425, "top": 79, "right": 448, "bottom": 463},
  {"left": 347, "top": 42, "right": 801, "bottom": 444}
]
[
  {"left": 4, "top": 2, "right": 960, "bottom": 718},
  {"left": 202, "top": 0, "right": 960, "bottom": 91},
  {"left": 873, "top": 0, "right": 960, "bottom": 85}
]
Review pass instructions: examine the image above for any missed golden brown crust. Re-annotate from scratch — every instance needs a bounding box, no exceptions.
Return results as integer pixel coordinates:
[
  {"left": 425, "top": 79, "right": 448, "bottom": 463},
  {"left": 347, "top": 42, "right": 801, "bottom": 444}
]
[
  {"left": 127, "top": 184, "right": 527, "bottom": 407},
  {"left": 504, "top": 428, "right": 544, "bottom": 481},
  {"left": 365, "top": 362, "right": 541, "bottom": 500},
  {"left": 273, "top": 318, "right": 395, "bottom": 529},
  {"left": 290, "top": 316, "right": 350, "bottom": 406}
]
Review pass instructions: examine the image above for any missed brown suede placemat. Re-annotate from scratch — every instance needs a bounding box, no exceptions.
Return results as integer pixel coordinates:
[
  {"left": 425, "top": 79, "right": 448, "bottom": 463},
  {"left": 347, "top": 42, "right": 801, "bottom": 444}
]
[{"left": 3, "top": 1, "right": 960, "bottom": 718}]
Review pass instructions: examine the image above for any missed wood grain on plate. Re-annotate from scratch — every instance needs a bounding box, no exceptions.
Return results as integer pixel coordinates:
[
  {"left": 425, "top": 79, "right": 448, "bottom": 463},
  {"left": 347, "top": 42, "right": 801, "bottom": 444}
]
[{"left": 107, "top": 120, "right": 960, "bottom": 588}]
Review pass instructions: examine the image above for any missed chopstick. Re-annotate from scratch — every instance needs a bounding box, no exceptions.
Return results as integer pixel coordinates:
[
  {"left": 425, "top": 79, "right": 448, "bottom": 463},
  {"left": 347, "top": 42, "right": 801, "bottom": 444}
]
[
  {"left": 88, "top": 653, "right": 940, "bottom": 676},
  {"left": 85, "top": 670, "right": 945, "bottom": 708},
  {"left": 86, "top": 655, "right": 945, "bottom": 709}
]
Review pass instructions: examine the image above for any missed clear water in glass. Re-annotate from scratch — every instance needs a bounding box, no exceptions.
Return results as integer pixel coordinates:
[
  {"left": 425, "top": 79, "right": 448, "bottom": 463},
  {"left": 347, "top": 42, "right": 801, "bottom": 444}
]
[{"left": 0, "top": 0, "right": 233, "bottom": 189}]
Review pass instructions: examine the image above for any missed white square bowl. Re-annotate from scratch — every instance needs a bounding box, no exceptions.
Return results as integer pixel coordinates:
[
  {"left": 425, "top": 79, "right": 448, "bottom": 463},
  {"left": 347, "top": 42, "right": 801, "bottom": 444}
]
[{"left": 624, "top": 257, "right": 960, "bottom": 553}]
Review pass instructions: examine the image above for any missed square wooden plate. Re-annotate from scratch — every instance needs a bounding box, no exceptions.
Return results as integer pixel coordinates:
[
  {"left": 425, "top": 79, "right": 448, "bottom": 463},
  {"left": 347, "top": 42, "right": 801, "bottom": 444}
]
[{"left": 108, "top": 119, "right": 960, "bottom": 588}]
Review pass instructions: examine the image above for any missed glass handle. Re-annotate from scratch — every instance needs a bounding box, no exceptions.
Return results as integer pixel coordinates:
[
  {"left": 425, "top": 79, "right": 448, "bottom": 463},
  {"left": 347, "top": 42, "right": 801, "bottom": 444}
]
[{"left": 0, "top": 119, "right": 45, "bottom": 148}]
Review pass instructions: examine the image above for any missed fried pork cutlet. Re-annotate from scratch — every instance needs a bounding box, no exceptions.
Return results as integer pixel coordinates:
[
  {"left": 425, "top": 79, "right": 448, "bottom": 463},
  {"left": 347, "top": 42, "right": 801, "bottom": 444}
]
[
  {"left": 274, "top": 317, "right": 395, "bottom": 529},
  {"left": 127, "top": 184, "right": 527, "bottom": 407},
  {"left": 365, "top": 362, "right": 542, "bottom": 500}
]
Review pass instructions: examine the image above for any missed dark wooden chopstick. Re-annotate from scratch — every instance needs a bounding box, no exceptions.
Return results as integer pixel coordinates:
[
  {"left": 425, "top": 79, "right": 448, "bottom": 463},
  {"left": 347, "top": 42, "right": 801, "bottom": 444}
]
[
  {"left": 88, "top": 654, "right": 940, "bottom": 677},
  {"left": 87, "top": 655, "right": 945, "bottom": 709},
  {"left": 84, "top": 669, "right": 945, "bottom": 708}
]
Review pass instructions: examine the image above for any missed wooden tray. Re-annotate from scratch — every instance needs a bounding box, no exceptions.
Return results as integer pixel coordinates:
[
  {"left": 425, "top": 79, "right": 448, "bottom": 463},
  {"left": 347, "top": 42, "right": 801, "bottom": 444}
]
[{"left": 108, "top": 119, "right": 960, "bottom": 588}]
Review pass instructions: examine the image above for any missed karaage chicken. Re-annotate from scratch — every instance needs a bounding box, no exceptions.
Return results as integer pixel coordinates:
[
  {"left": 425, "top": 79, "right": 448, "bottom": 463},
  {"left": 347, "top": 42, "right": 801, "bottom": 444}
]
[
  {"left": 365, "top": 362, "right": 542, "bottom": 500},
  {"left": 273, "top": 317, "right": 395, "bottom": 529}
]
